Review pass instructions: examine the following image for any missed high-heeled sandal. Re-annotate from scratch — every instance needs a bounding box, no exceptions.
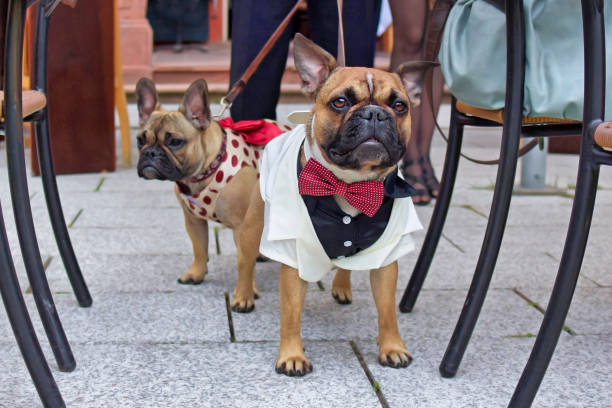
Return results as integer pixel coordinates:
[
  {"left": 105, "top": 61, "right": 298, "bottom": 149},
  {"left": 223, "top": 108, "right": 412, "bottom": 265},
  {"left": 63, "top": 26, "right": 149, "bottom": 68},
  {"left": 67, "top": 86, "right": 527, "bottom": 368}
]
[
  {"left": 419, "top": 156, "right": 440, "bottom": 198},
  {"left": 400, "top": 159, "right": 431, "bottom": 206}
]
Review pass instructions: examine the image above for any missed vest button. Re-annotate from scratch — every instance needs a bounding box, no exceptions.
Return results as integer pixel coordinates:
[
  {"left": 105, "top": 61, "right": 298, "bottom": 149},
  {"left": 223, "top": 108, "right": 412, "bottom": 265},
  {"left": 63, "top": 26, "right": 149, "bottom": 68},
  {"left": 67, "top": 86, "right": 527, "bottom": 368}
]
[
  {"left": 343, "top": 240, "right": 352, "bottom": 247},
  {"left": 342, "top": 216, "right": 351, "bottom": 225}
]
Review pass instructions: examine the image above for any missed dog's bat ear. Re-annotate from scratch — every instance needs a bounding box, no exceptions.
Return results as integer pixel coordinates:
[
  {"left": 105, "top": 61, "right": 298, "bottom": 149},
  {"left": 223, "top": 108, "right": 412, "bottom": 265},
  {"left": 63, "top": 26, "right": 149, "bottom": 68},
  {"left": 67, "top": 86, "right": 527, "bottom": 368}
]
[
  {"left": 396, "top": 61, "right": 439, "bottom": 107},
  {"left": 293, "top": 33, "right": 337, "bottom": 99},
  {"left": 136, "top": 77, "right": 160, "bottom": 126},
  {"left": 181, "top": 79, "right": 211, "bottom": 130}
]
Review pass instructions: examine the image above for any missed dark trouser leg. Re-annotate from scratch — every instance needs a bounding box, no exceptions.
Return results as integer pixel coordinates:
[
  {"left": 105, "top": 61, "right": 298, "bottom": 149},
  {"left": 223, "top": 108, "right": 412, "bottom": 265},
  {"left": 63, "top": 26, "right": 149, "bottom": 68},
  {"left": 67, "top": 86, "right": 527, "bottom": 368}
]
[
  {"left": 308, "top": 0, "right": 381, "bottom": 67},
  {"left": 229, "top": 0, "right": 295, "bottom": 121}
]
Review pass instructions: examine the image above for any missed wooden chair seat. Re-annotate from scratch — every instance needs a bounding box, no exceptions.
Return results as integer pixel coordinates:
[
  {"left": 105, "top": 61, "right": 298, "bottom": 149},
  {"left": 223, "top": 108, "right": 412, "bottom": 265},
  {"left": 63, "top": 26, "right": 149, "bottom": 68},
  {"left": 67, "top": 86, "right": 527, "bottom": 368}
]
[
  {"left": 594, "top": 121, "right": 612, "bottom": 149},
  {"left": 456, "top": 100, "right": 579, "bottom": 125},
  {"left": 0, "top": 90, "right": 47, "bottom": 121}
]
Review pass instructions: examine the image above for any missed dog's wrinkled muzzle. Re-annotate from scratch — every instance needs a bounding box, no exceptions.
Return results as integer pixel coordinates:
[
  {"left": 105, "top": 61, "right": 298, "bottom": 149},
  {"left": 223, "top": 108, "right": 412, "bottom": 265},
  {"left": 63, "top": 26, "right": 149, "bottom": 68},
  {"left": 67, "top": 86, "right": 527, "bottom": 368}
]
[
  {"left": 327, "top": 105, "right": 405, "bottom": 168},
  {"left": 137, "top": 146, "right": 185, "bottom": 181}
]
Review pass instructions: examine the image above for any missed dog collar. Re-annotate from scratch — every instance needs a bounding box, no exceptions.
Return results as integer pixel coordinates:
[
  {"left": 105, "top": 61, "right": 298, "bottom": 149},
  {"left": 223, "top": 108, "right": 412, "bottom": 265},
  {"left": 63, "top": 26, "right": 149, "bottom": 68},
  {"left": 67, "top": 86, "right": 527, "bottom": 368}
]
[{"left": 190, "top": 129, "right": 227, "bottom": 183}]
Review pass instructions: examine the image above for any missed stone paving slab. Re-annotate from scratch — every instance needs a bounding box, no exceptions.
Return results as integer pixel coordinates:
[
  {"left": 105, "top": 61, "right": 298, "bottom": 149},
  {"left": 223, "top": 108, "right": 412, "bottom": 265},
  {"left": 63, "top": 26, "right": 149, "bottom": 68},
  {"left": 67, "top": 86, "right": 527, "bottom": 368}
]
[
  {"left": 74, "top": 207, "right": 186, "bottom": 230},
  {"left": 66, "top": 227, "right": 193, "bottom": 255},
  {"left": 43, "top": 253, "right": 281, "bottom": 295},
  {"left": 0, "top": 292, "right": 230, "bottom": 345},
  {"left": 1, "top": 341, "right": 380, "bottom": 408},
  {"left": 358, "top": 333, "right": 612, "bottom": 407},
  {"left": 232, "top": 288, "right": 544, "bottom": 343},
  {"left": 98, "top": 170, "right": 175, "bottom": 193},
  {"left": 516, "top": 287, "right": 612, "bottom": 336},
  {"left": 59, "top": 190, "right": 179, "bottom": 209}
]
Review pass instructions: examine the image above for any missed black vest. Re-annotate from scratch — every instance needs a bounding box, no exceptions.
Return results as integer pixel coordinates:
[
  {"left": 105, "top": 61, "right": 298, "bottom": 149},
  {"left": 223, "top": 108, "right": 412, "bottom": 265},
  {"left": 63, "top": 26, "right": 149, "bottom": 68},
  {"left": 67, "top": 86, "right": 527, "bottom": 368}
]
[{"left": 298, "top": 160, "right": 415, "bottom": 259}]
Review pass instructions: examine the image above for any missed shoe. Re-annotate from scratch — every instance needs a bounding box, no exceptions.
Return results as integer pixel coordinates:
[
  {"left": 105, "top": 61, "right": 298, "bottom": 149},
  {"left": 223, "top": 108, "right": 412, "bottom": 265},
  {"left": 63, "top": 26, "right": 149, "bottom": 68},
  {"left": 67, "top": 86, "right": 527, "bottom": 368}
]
[
  {"left": 401, "top": 159, "right": 431, "bottom": 206},
  {"left": 419, "top": 156, "right": 440, "bottom": 198}
]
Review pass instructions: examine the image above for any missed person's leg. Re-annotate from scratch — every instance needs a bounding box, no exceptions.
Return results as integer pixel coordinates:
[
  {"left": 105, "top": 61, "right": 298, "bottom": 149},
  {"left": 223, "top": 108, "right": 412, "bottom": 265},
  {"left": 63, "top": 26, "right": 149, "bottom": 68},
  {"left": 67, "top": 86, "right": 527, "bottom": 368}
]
[
  {"left": 388, "top": 0, "right": 426, "bottom": 72},
  {"left": 417, "top": 66, "right": 444, "bottom": 198},
  {"left": 390, "top": 0, "right": 443, "bottom": 202},
  {"left": 308, "top": 0, "right": 381, "bottom": 68},
  {"left": 229, "top": 0, "right": 295, "bottom": 121}
]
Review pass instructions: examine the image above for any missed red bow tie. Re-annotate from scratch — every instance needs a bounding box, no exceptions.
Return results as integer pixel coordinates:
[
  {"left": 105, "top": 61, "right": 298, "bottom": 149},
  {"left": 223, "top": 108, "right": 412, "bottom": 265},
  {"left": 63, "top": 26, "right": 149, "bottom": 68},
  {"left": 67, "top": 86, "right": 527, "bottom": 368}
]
[{"left": 298, "top": 159, "right": 385, "bottom": 217}]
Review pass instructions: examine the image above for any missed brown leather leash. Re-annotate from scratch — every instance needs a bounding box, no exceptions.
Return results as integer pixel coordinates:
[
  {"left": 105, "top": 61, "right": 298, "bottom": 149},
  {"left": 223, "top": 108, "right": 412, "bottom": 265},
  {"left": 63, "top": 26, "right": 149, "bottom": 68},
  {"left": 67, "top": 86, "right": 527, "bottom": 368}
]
[
  {"left": 215, "top": 0, "right": 347, "bottom": 118},
  {"left": 215, "top": 0, "right": 306, "bottom": 118},
  {"left": 336, "top": 0, "right": 346, "bottom": 67},
  {"left": 423, "top": 0, "right": 540, "bottom": 166}
]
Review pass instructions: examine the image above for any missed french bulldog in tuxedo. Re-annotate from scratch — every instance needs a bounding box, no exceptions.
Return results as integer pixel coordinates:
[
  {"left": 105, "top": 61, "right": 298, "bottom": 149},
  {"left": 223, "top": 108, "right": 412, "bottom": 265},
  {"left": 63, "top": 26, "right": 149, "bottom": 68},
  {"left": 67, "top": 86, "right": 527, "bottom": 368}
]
[{"left": 257, "top": 33, "right": 437, "bottom": 376}]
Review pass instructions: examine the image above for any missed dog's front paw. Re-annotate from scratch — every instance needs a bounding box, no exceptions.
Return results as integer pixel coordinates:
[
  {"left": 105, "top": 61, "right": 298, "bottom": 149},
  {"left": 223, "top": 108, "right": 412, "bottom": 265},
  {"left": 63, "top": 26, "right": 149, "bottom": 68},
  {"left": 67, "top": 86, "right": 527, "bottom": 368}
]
[
  {"left": 378, "top": 344, "right": 412, "bottom": 368},
  {"left": 331, "top": 286, "right": 352, "bottom": 305},
  {"left": 231, "top": 294, "right": 255, "bottom": 313},
  {"left": 177, "top": 268, "right": 207, "bottom": 285},
  {"left": 275, "top": 355, "right": 313, "bottom": 377}
]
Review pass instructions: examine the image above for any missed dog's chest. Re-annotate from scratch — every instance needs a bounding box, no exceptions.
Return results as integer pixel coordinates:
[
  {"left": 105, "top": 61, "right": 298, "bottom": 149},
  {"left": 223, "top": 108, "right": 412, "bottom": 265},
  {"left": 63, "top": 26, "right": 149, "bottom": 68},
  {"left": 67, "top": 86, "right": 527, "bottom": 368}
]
[{"left": 178, "top": 129, "right": 261, "bottom": 222}]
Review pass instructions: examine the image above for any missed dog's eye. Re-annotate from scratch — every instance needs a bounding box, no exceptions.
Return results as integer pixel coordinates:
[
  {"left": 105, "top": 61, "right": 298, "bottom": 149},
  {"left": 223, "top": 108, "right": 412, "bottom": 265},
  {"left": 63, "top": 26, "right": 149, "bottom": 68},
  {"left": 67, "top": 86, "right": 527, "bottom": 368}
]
[
  {"left": 331, "top": 97, "right": 348, "bottom": 110},
  {"left": 392, "top": 101, "right": 408, "bottom": 113},
  {"left": 166, "top": 137, "right": 185, "bottom": 149},
  {"left": 137, "top": 133, "right": 146, "bottom": 149}
]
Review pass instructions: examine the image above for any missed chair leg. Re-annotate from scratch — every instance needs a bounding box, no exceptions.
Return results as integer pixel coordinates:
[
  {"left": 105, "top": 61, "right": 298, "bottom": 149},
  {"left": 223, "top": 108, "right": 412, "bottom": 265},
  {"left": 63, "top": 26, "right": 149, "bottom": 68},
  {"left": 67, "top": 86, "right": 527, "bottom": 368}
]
[
  {"left": 34, "top": 4, "right": 92, "bottom": 308},
  {"left": 0, "top": 205, "right": 65, "bottom": 408},
  {"left": 399, "top": 100, "right": 464, "bottom": 313},
  {"left": 510, "top": 1, "right": 605, "bottom": 404},
  {"left": 438, "top": 0, "right": 525, "bottom": 378},
  {"left": 438, "top": 124, "right": 519, "bottom": 377},
  {"left": 509, "top": 156, "right": 599, "bottom": 407},
  {"left": 4, "top": 0, "right": 75, "bottom": 372}
]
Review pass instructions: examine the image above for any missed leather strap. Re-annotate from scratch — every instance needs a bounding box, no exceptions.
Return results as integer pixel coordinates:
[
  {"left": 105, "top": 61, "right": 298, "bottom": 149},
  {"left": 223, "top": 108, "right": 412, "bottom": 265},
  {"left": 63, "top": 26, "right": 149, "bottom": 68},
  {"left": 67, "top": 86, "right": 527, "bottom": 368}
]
[
  {"left": 336, "top": 0, "right": 346, "bottom": 67},
  {"left": 42, "top": 0, "right": 77, "bottom": 18},
  {"left": 422, "top": 0, "right": 455, "bottom": 64}
]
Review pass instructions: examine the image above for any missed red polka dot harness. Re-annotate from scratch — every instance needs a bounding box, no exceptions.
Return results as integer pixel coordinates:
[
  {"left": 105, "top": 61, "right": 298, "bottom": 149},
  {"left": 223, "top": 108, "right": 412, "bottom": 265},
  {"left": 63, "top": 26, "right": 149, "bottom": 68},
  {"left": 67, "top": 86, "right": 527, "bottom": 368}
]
[{"left": 177, "top": 127, "right": 262, "bottom": 223}]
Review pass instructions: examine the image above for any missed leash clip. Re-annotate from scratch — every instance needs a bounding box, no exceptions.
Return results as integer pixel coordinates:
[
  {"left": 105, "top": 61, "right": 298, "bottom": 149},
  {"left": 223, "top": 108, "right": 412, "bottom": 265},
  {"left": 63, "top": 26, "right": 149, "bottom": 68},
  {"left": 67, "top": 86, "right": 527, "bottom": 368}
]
[{"left": 214, "top": 97, "right": 232, "bottom": 120}]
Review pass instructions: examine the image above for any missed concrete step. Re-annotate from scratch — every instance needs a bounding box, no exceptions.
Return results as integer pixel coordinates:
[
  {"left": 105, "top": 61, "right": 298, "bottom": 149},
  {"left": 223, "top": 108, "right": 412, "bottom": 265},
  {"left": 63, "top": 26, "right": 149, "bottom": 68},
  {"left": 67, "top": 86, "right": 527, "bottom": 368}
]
[{"left": 124, "top": 41, "right": 391, "bottom": 95}]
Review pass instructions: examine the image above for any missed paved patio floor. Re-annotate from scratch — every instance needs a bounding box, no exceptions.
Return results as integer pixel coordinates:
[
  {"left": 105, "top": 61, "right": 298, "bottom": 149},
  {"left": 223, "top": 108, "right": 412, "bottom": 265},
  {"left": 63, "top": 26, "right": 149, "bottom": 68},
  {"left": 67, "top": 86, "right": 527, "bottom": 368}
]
[{"left": 0, "top": 103, "right": 611, "bottom": 407}]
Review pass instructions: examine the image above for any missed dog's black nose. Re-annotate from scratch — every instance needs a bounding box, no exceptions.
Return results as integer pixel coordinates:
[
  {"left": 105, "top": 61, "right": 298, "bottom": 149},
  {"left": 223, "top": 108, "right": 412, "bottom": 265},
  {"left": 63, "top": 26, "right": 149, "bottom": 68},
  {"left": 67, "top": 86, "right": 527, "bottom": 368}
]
[
  {"left": 142, "top": 146, "right": 164, "bottom": 158},
  {"left": 356, "top": 105, "right": 391, "bottom": 122}
]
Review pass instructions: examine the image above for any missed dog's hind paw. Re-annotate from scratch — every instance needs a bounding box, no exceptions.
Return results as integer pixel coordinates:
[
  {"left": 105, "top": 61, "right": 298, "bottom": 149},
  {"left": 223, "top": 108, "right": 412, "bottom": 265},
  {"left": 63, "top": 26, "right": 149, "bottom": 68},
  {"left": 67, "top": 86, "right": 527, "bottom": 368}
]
[
  {"left": 177, "top": 268, "right": 206, "bottom": 285},
  {"left": 331, "top": 287, "right": 352, "bottom": 305}
]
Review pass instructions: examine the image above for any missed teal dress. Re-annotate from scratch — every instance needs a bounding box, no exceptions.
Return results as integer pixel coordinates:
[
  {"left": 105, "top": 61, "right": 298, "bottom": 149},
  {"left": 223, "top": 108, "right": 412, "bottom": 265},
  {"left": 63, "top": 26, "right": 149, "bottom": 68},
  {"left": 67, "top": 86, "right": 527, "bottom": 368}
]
[{"left": 438, "top": 0, "right": 612, "bottom": 121}]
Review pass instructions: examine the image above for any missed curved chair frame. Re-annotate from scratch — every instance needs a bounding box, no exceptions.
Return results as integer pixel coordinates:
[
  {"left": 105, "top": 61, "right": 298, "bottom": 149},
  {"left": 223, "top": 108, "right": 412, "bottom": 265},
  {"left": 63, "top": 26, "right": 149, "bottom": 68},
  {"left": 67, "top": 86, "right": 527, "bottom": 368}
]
[
  {"left": 0, "top": 0, "right": 95, "bottom": 405},
  {"left": 399, "top": 0, "right": 603, "bottom": 387},
  {"left": 510, "top": 0, "right": 607, "bottom": 405}
]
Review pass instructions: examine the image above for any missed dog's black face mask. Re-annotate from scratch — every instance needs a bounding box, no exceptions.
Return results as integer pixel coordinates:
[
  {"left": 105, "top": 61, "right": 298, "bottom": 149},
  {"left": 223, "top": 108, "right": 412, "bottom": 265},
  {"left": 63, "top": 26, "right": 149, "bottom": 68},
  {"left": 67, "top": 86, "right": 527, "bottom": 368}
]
[
  {"left": 323, "top": 105, "right": 406, "bottom": 170},
  {"left": 137, "top": 145, "right": 185, "bottom": 181}
]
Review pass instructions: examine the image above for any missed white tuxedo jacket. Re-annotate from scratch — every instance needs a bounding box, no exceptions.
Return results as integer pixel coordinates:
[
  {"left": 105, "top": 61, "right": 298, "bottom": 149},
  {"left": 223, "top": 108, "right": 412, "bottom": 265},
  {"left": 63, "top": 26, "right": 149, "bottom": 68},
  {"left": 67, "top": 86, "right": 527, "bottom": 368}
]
[{"left": 259, "top": 125, "right": 422, "bottom": 282}]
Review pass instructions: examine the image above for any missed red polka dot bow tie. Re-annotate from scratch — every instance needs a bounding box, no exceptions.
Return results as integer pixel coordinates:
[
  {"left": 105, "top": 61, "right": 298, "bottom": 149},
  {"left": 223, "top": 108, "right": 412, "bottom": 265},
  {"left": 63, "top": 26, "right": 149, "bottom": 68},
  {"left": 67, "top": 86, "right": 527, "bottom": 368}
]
[{"left": 298, "top": 159, "right": 385, "bottom": 217}]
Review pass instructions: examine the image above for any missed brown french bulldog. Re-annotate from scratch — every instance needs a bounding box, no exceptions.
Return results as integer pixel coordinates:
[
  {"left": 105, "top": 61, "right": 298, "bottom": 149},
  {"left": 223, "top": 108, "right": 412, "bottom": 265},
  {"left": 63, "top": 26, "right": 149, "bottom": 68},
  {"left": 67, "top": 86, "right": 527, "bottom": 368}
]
[
  {"left": 257, "top": 34, "right": 436, "bottom": 376},
  {"left": 135, "top": 78, "right": 263, "bottom": 313}
]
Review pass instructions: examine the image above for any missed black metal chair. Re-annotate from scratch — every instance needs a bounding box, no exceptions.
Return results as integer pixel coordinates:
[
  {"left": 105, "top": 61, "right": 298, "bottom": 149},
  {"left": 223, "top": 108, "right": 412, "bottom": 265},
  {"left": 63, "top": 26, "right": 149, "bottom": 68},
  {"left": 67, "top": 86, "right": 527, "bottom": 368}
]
[
  {"left": 1, "top": 0, "right": 92, "bottom": 405},
  {"left": 398, "top": 0, "right": 592, "bottom": 386},
  {"left": 510, "top": 0, "right": 607, "bottom": 405}
]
